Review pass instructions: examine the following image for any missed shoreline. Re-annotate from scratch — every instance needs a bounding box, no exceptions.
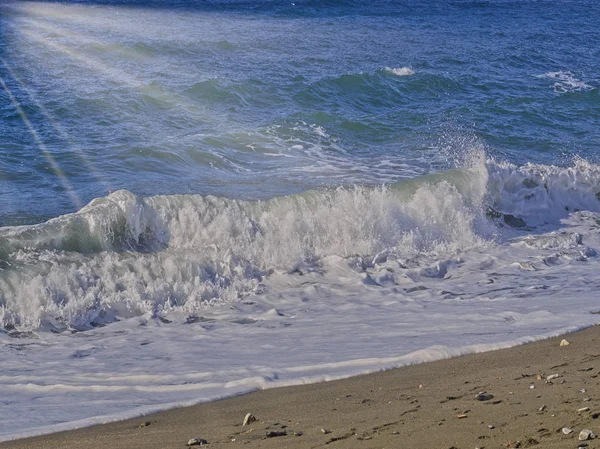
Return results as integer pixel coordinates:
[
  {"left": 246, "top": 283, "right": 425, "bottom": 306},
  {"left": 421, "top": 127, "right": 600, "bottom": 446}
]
[{"left": 3, "top": 325, "right": 600, "bottom": 448}]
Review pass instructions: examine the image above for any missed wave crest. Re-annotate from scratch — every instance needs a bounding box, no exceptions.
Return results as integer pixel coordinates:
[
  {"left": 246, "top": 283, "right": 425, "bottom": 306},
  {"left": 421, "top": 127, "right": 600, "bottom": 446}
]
[{"left": 3, "top": 155, "right": 600, "bottom": 330}]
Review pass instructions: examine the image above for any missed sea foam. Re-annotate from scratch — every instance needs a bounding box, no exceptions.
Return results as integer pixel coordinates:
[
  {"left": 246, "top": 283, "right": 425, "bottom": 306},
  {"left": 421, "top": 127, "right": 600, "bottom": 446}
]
[
  {"left": 3, "top": 157, "right": 600, "bottom": 440},
  {"left": 3, "top": 155, "right": 600, "bottom": 331},
  {"left": 385, "top": 66, "right": 416, "bottom": 76},
  {"left": 536, "top": 71, "right": 593, "bottom": 93}
]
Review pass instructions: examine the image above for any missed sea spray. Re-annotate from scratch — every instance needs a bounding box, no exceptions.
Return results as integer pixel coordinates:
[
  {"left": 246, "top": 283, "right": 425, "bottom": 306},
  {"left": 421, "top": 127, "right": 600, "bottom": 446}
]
[
  {"left": 5, "top": 155, "right": 600, "bottom": 331},
  {"left": 0, "top": 168, "right": 488, "bottom": 330}
]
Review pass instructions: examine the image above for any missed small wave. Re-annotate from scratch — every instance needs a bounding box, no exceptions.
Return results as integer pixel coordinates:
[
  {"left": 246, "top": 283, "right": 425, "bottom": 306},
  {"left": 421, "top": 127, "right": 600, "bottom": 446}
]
[
  {"left": 535, "top": 71, "right": 593, "bottom": 93},
  {"left": 385, "top": 66, "right": 416, "bottom": 77}
]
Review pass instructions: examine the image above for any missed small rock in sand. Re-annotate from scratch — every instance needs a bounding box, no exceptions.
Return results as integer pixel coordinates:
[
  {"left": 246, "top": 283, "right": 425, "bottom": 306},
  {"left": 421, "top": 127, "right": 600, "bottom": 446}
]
[
  {"left": 578, "top": 407, "right": 590, "bottom": 413},
  {"left": 538, "top": 405, "right": 546, "bottom": 412},
  {"left": 321, "top": 428, "right": 331, "bottom": 434},
  {"left": 476, "top": 392, "right": 494, "bottom": 401},
  {"left": 562, "top": 427, "right": 573, "bottom": 435},
  {"left": 546, "top": 374, "right": 560, "bottom": 380},
  {"left": 243, "top": 413, "right": 256, "bottom": 426},
  {"left": 560, "top": 339, "right": 570, "bottom": 346},
  {"left": 579, "top": 429, "right": 596, "bottom": 441},
  {"left": 266, "top": 430, "right": 287, "bottom": 438},
  {"left": 187, "top": 438, "right": 208, "bottom": 446}
]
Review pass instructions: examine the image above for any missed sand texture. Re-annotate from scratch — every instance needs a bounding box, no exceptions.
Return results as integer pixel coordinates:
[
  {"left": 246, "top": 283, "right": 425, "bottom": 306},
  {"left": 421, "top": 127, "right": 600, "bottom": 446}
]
[{"left": 4, "top": 326, "right": 600, "bottom": 449}]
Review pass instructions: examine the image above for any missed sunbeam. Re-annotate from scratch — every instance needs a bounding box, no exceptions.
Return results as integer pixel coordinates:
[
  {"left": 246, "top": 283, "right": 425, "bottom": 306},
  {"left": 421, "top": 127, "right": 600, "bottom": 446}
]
[
  {"left": 20, "top": 27, "right": 207, "bottom": 114},
  {"left": 21, "top": 28, "right": 149, "bottom": 92},
  {"left": 12, "top": 2, "right": 182, "bottom": 42},
  {"left": 0, "top": 56, "right": 111, "bottom": 193},
  {"left": 0, "top": 74, "right": 82, "bottom": 209}
]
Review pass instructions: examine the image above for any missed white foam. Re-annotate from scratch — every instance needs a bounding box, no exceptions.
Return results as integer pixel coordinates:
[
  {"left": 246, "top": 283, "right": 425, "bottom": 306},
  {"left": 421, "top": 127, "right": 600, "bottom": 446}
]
[
  {"left": 0, "top": 159, "right": 492, "bottom": 330},
  {"left": 385, "top": 66, "right": 416, "bottom": 76},
  {"left": 535, "top": 71, "right": 593, "bottom": 93},
  {"left": 3, "top": 156, "right": 600, "bottom": 440}
]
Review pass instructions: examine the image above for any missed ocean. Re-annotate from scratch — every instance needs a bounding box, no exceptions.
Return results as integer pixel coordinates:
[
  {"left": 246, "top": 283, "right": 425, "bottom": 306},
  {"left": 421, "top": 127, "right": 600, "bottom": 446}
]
[{"left": 1, "top": 0, "right": 600, "bottom": 440}]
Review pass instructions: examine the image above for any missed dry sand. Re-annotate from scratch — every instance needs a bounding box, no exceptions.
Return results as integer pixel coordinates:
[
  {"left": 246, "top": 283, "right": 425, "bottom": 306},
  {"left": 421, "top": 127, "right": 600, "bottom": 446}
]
[{"left": 4, "top": 325, "right": 600, "bottom": 449}]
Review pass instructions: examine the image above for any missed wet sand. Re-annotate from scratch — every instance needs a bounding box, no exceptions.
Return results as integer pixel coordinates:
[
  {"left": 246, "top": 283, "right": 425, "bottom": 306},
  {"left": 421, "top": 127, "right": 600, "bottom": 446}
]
[{"left": 3, "top": 325, "right": 600, "bottom": 449}]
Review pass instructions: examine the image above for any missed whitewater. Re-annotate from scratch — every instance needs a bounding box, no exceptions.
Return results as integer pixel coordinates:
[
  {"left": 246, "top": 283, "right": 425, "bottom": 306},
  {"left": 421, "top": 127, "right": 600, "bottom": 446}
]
[
  {"left": 1, "top": 0, "right": 600, "bottom": 442},
  {"left": 4, "top": 155, "right": 600, "bottom": 440}
]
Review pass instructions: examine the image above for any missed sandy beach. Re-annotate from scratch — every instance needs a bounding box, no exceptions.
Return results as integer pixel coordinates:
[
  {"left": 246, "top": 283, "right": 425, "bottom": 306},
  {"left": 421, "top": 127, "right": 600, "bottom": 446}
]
[{"left": 3, "top": 325, "right": 600, "bottom": 449}]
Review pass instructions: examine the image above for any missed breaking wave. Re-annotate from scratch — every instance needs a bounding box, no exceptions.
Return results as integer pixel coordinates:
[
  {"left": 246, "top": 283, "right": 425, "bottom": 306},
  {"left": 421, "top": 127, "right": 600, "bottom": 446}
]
[{"left": 3, "top": 154, "right": 600, "bottom": 330}]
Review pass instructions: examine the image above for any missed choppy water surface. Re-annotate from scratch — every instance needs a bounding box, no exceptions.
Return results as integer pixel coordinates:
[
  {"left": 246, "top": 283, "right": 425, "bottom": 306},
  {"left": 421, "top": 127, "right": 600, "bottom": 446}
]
[
  {"left": 1, "top": 0, "right": 599, "bottom": 221},
  {"left": 1, "top": 0, "right": 600, "bottom": 441}
]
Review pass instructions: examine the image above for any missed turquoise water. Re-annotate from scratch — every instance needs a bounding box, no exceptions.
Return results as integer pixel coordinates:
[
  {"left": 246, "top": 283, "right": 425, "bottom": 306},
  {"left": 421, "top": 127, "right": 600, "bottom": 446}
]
[{"left": 1, "top": 0, "right": 598, "bottom": 224}]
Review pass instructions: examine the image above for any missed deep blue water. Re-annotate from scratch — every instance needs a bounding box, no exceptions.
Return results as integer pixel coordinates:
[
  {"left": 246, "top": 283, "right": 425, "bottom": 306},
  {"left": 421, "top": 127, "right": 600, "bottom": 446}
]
[{"left": 0, "top": 0, "right": 599, "bottom": 224}]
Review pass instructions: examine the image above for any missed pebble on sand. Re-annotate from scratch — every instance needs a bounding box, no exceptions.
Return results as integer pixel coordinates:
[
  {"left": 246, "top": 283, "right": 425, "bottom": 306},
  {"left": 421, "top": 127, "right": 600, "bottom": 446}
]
[
  {"left": 266, "top": 430, "right": 287, "bottom": 438},
  {"left": 243, "top": 413, "right": 256, "bottom": 426},
  {"left": 579, "top": 429, "right": 596, "bottom": 441},
  {"left": 562, "top": 427, "right": 573, "bottom": 435},
  {"left": 475, "top": 392, "right": 494, "bottom": 401},
  {"left": 187, "top": 437, "right": 208, "bottom": 446},
  {"left": 560, "top": 339, "right": 570, "bottom": 346}
]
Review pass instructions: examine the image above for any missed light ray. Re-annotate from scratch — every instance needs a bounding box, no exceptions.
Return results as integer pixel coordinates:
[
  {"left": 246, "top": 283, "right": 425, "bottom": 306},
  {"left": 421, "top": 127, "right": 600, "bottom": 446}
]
[
  {"left": 0, "top": 74, "right": 83, "bottom": 209},
  {"left": 14, "top": 2, "right": 168, "bottom": 41},
  {"left": 20, "top": 28, "right": 195, "bottom": 109},
  {"left": 19, "top": 27, "right": 211, "bottom": 117},
  {"left": 0, "top": 57, "right": 111, "bottom": 193},
  {"left": 19, "top": 18, "right": 153, "bottom": 63},
  {"left": 21, "top": 28, "right": 145, "bottom": 91}
]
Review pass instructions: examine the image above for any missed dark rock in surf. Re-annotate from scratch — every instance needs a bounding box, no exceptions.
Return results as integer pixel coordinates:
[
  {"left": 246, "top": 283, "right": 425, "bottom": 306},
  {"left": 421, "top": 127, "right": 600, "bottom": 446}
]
[
  {"left": 503, "top": 214, "right": 527, "bottom": 228},
  {"left": 486, "top": 207, "right": 502, "bottom": 219},
  {"left": 522, "top": 178, "right": 539, "bottom": 188},
  {"left": 7, "top": 330, "right": 38, "bottom": 339}
]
